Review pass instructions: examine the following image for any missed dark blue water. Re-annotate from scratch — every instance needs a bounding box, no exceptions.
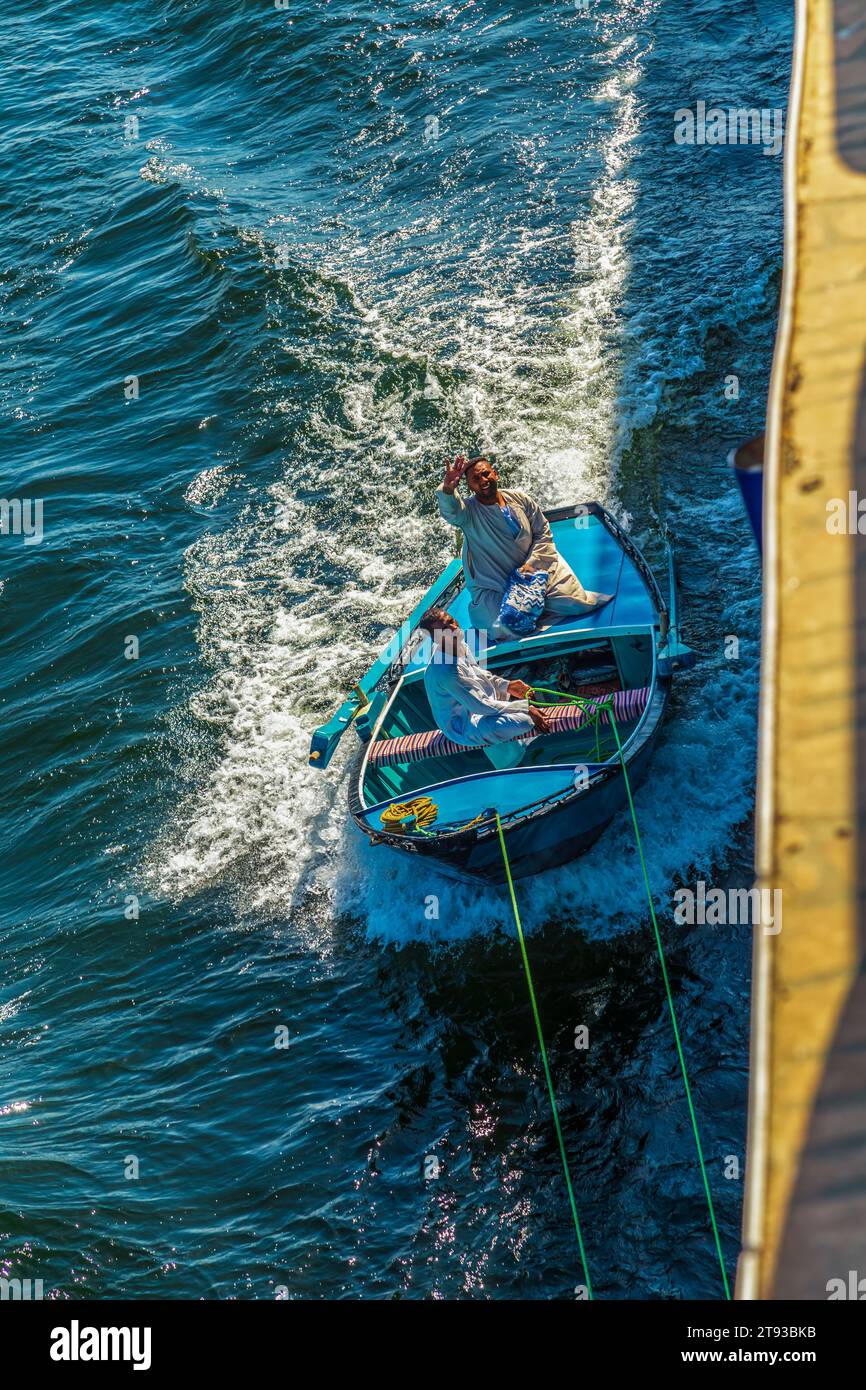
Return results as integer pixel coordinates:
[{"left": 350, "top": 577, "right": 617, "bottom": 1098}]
[{"left": 1, "top": 0, "right": 790, "bottom": 1298}]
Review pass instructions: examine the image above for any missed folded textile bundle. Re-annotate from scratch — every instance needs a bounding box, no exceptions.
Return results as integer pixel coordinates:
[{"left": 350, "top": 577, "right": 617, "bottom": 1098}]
[{"left": 498, "top": 567, "right": 549, "bottom": 635}]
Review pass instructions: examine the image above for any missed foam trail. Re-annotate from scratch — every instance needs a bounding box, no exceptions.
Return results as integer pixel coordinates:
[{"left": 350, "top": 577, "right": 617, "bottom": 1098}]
[{"left": 152, "top": 4, "right": 760, "bottom": 943}]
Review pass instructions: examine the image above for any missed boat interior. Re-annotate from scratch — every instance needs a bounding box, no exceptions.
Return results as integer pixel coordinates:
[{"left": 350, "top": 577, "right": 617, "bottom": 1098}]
[
  {"left": 359, "top": 629, "right": 656, "bottom": 814},
  {"left": 334, "top": 505, "right": 671, "bottom": 832}
]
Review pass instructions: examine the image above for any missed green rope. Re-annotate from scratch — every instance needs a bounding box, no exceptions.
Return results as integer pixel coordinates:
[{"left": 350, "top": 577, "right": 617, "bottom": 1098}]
[
  {"left": 494, "top": 811, "right": 594, "bottom": 1299},
  {"left": 607, "top": 710, "right": 731, "bottom": 1300},
  {"left": 527, "top": 684, "right": 597, "bottom": 707},
  {"left": 518, "top": 681, "right": 729, "bottom": 1297},
  {"left": 529, "top": 685, "right": 609, "bottom": 761},
  {"left": 527, "top": 685, "right": 579, "bottom": 702}
]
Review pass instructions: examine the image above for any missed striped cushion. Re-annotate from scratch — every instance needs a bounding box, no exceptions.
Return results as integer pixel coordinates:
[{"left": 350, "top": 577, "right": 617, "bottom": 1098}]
[{"left": 368, "top": 686, "right": 650, "bottom": 768}]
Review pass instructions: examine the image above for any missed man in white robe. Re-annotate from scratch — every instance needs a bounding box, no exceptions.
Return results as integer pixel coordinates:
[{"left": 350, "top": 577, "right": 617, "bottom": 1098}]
[
  {"left": 420, "top": 609, "right": 549, "bottom": 768},
  {"left": 437, "top": 455, "right": 611, "bottom": 637}
]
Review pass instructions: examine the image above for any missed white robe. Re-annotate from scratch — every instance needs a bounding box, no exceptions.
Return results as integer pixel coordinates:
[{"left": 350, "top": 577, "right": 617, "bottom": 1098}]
[
  {"left": 423, "top": 631, "right": 534, "bottom": 767},
  {"left": 436, "top": 485, "right": 610, "bottom": 636}
]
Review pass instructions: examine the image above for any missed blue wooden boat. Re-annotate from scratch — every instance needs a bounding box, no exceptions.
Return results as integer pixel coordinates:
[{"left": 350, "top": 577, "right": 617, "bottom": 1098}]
[{"left": 309, "top": 502, "right": 695, "bottom": 884}]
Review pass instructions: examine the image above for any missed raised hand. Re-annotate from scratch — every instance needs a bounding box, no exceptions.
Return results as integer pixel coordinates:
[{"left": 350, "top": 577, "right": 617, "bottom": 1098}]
[{"left": 442, "top": 454, "right": 469, "bottom": 493}]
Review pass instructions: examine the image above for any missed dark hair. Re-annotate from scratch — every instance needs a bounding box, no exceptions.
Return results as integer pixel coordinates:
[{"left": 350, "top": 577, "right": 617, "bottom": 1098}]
[{"left": 418, "top": 608, "right": 447, "bottom": 635}]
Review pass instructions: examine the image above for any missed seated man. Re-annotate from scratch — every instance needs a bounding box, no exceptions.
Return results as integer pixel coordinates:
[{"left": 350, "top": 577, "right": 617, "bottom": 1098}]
[
  {"left": 437, "top": 455, "right": 611, "bottom": 637},
  {"left": 419, "top": 608, "right": 549, "bottom": 769}
]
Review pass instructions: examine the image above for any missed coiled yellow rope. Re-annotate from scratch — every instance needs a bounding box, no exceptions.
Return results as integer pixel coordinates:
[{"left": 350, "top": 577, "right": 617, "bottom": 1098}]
[
  {"left": 379, "top": 797, "right": 488, "bottom": 836},
  {"left": 380, "top": 796, "right": 439, "bottom": 832}
]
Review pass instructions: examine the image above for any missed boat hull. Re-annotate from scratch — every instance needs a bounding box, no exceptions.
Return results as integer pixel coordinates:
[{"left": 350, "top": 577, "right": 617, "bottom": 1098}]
[
  {"left": 350, "top": 684, "right": 667, "bottom": 885},
  {"left": 326, "top": 501, "right": 688, "bottom": 887}
]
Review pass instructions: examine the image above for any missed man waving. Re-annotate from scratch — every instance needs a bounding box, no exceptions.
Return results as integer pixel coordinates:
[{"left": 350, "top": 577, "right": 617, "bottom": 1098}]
[{"left": 437, "top": 455, "right": 611, "bottom": 637}]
